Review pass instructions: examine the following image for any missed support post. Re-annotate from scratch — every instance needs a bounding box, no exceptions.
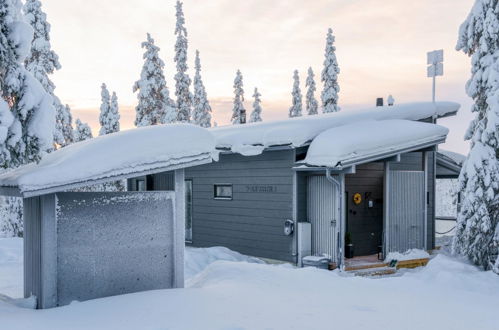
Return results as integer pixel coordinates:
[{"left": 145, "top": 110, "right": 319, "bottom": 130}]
[
  {"left": 173, "top": 169, "right": 185, "bottom": 288},
  {"left": 383, "top": 161, "right": 390, "bottom": 256},
  {"left": 23, "top": 194, "right": 57, "bottom": 309},
  {"left": 423, "top": 152, "right": 429, "bottom": 250}
]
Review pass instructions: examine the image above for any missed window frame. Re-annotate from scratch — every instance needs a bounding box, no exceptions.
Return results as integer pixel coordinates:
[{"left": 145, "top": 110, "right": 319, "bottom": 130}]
[
  {"left": 213, "top": 183, "right": 233, "bottom": 200},
  {"left": 185, "top": 179, "right": 193, "bottom": 243},
  {"left": 135, "top": 178, "right": 146, "bottom": 191}
]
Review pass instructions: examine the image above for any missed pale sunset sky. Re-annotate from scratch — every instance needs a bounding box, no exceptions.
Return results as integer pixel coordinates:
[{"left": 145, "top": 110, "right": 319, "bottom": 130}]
[{"left": 42, "top": 0, "right": 474, "bottom": 154}]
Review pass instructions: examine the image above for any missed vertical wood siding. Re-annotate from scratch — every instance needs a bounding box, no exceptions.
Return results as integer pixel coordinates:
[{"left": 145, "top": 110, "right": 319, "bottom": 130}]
[
  {"left": 387, "top": 171, "right": 426, "bottom": 252},
  {"left": 307, "top": 176, "right": 338, "bottom": 261}
]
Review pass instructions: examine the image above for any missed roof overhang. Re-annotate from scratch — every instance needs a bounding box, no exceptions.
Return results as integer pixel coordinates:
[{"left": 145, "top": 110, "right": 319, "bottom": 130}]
[
  {"left": 300, "top": 119, "right": 448, "bottom": 169},
  {"left": 0, "top": 154, "right": 213, "bottom": 198}
]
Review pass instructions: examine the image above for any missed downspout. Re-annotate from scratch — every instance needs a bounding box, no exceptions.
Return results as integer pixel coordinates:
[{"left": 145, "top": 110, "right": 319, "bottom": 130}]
[{"left": 326, "top": 168, "right": 344, "bottom": 270}]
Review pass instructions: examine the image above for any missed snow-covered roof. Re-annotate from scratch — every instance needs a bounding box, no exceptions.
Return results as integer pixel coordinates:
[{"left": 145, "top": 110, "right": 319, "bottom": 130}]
[
  {"left": 0, "top": 124, "right": 216, "bottom": 197},
  {"left": 211, "top": 101, "right": 459, "bottom": 155},
  {"left": 438, "top": 149, "right": 466, "bottom": 166},
  {"left": 302, "top": 120, "right": 449, "bottom": 168}
]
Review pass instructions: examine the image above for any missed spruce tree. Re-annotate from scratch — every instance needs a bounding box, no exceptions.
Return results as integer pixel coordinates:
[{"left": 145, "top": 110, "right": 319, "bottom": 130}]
[
  {"left": 305, "top": 67, "right": 318, "bottom": 115},
  {"left": 192, "top": 50, "right": 211, "bottom": 127},
  {"left": 110, "top": 92, "right": 120, "bottom": 131},
  {"left": 289, "top": 70, "right": 303, "bottom": 118},
  {"left": 133, "top": 33, "right": 175, "bottom": 127},
  {"left": 321, "top": 28, "right": 340, "bottom": 113},
  {"left": 174, "top": 0, "right": 192, "bottom": 122},
  {"left": 453, "top": 0, "right": 499, "bottom": 272},
  {"left": 73, "top": 119, "right": 93, "bottom": 142},
  {"left": 1, "top": 0, "right": 55, "bottom": 167},
  {"left": 99, "top": 83, "right": 111, "bottom": 135},
  {"left": 23, "top": 0, "right": 73, "bottom": 148},
  {"left": 99, "top": 84, "right": 120, "bottom": 135},
  {"left": 231, "top": 70, "right": 246, "bottom": 124},
  {"left": 249, "top": 87, "right": 263, "bottom": 123},
  {"left": 0, "top": 0, "right": 55, "bottom": 237}
]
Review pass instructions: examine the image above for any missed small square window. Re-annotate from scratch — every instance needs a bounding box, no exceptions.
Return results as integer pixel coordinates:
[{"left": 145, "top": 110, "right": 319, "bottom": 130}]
[
  {"left": 136, "top": 179, "right": 146, "bottom": 191},
  {"left": 214, "top": 184, "right": 232, "bottom": 200}
]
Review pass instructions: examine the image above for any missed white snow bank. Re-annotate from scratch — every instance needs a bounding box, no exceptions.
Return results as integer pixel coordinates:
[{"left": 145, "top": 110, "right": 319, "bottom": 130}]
[
  {"left": 0, "top": 238, "right": 23, "bottom": 298},
  {"left": 304, "top": 120, "right": 448, "bottom": 167},
  {"left": 211, "top": 101, "right": 459, "bottom": 154},
  {"left": 384, "top": 248, "right": 430, "bottom": 262},
  {"left": 1, "top": 239, "right": 498, "bottom": 330},
  {"left": 185, "top": 246, "right": 263, "bottom": 280},
  {"left": 0, "top": 124, "right": 217, "bottom": 196}
]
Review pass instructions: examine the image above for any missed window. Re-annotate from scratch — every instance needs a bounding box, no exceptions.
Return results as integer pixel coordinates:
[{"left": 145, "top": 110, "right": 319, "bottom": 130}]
[
  {"left": 136, "top": 179, "right": 146, "bottom": 191},
  {"left": 185, "top": 180, "right": 193, "bottom": 242},
  {"left": 214, "top": 184, "right": 233, "bottom": 200}
]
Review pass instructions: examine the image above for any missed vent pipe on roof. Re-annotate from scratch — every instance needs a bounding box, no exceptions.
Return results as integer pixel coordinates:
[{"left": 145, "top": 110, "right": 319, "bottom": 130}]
[
  {"left": 376, "top": 98, "right": 384, "bottom": 107},
  {"left": 387, "top": 95, "right": 395, "bottom": 106}
]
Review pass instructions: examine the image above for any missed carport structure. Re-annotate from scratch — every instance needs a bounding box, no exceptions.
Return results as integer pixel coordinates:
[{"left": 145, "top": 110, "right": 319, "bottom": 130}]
[{"left": 0, "top": 124, "right": 216, "bottom": 309}]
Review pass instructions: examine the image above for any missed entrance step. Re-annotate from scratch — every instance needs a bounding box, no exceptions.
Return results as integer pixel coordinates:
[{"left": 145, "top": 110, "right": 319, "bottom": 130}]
[
  {"left": 395, "top": 258, "right": 430, "bottom": 269},
  {"left": 344, "top": 261, "right": 388, "bottom": 272},
  {"left": 348, "top": 266, "right": 397, "bottom": 277}
]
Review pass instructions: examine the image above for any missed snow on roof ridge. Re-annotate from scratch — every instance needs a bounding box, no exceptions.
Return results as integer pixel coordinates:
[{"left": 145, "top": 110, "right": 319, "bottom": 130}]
[{"left": 210, "top": 101, "right": 459, "bottom": 154}]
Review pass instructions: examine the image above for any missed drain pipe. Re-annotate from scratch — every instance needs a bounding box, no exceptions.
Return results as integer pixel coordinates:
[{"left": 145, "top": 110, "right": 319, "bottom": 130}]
[{"left": 326, "top": 168, "right": 344, "bottom": 270}]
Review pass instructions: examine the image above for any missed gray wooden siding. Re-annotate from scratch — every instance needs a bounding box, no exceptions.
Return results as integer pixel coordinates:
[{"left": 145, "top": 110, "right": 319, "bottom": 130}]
[
  {"left": 390, "top": 151, "right": 435, "bottom": 249},
  {"left": 185, "top": 150, "right": 295, "bottom": 262},
  {"left": 345, "top": 162, "right": 384, "bottom": 256}
]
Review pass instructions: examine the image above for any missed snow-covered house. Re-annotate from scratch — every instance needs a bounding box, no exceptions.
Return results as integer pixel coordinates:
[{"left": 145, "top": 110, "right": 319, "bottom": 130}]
[
  {"left": 128, "top": 102, "right": 460, "bottom": 268},
  {"left": 0, "top": 124, "right": 216, "bottom": 308}
]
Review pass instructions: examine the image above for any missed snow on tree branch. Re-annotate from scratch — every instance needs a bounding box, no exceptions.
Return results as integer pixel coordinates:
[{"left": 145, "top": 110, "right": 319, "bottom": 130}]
[
  {"left": 133, "top": 33, "right": 175, "bottom": 127},
  {"left": 306, "top": 67, "right": 318, "bottom": 115},
  {"left": 192, "top": 50, "right": 211, "bottom": 128},
  {"left": 249, "top": 87, "right": 263, "bottom": 123},
  {"left": 321, "top": 28, "right": 340, "bottom": 113},
  {"left": 231, "top": 70, "right": 246, "bottom": 124},
  {"left": 289, "top": 70, "right": 302, "bottom": 118}
]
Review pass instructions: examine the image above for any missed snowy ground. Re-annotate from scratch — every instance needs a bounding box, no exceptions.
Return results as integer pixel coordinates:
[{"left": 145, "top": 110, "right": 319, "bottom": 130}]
[{"left": 0, "top": 238, "right": 498, "bottom": 330}]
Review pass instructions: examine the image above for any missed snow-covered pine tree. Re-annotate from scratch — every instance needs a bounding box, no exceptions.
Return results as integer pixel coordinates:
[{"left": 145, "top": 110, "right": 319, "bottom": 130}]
[
  {"left": 231, "top": 70, "right": 246, "bottom": 124},
  {"left": 1, "top": 0, "right": 55, "bottom": 167},
  {"left": 174, "top": 0, "right": 192, "bottom": 122},
  {"left": 321, "top": 28, "right": 340, "bottom": 113},
  {"left": 99, "top": 84, "right": 120, "bottom": 135},
  {"left": 305, "top": 67, "right": 318, "bottom": 115},
  {"left": 289, "top": 70, "right": 302, "bottom": 118},
  {"left": 23, "top": 0, "right": 73, "bottom": 149},
  {"left": 192, "top": 50, "right": 211, "bottom": 127},
  {"left": 453, "top": 0, "right": 499, "bottom": 273},
  {"left": 60, "top": 104, "right": 74, "bottom": 145},
  {"left": 97, "top": 88, "right": 123, "bottom": 191},
  {"left": 53, "top": 100, "right": 73, "bottom": 147},
  {"left": 249, "top": 87, "right": 263, "bottom": 123},
  {"left": 99, "top": 83, "right": 110, "bottom": 135},
  {"left": 110, "top": 92, "right": 120, "bottom": 131},
  {"left": 0, "top": 0, "right": 56, "bottom": 237},
  {"left": 73, "top": 118, "right": 93, "bottom": 142},
  {"left": 133, "top": 33, "right": 176, "bottom": 127}
]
